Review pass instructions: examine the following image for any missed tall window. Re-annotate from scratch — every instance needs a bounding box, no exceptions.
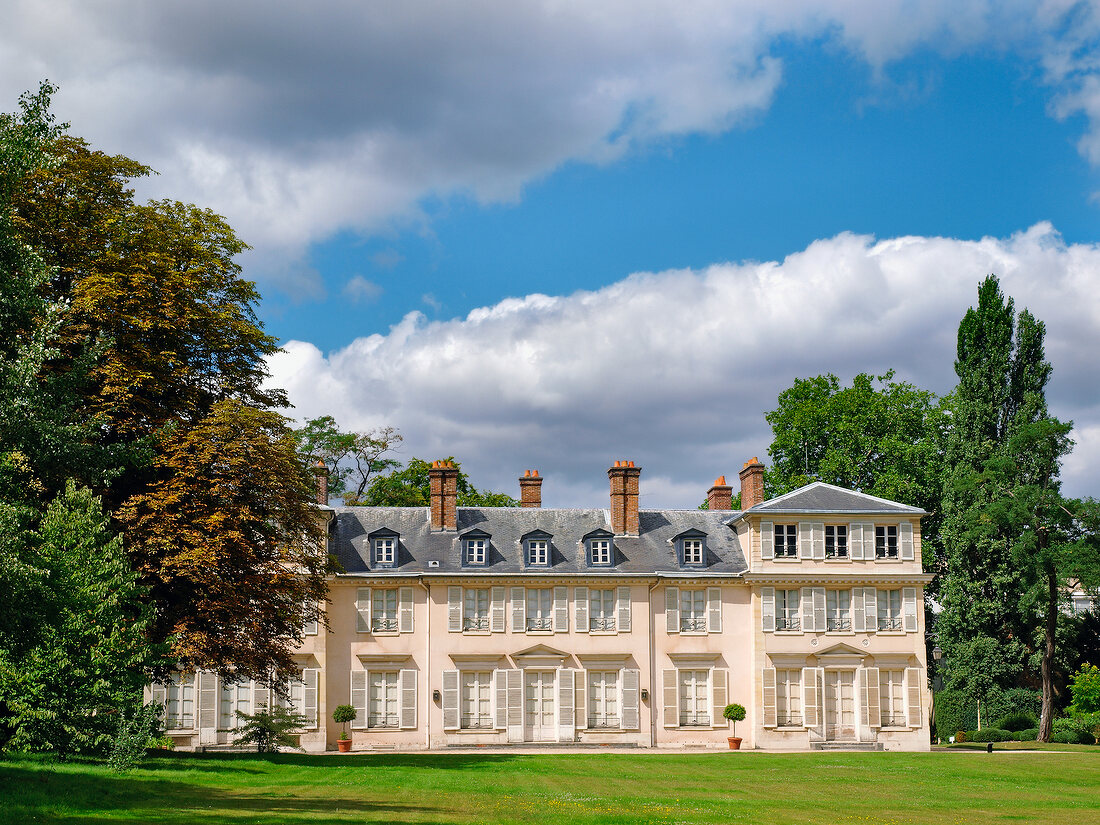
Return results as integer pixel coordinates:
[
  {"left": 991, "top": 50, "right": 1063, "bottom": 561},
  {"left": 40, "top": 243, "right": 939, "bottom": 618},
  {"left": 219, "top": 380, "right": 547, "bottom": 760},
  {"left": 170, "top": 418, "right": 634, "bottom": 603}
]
[
  {"left": 588, "top": 671, "right": 620, "bottom": 728},
  {"left": 461, "top": 671, "right": 493, "bottom": 729},
  {"left": 527, "top": 539, "right": 548, "bottom": 566},
  {"left": 368, "top": 671, "right": 399, "bottom": 728},
  {"left": 218, "top": 681, "right": 251, "bottom": 730},
  {"left": 165, "top": 674, "right": 195, "bottom": 729},
  {"left": 679, "top": 670, "right": 710, "bottom": 726},
  {"left": 825, "top": 525, "right": 848, "bottom": 558},
  {"left": 526, "top": 588, "right": 553, "bottom": 631},
  {"left": 466, "top": 538, "right": 487, "bottom": 565},
  {"left": 826, "top": 589, "right": 851, "bottom": 631},
  {"left": 680, "top": 590, "right": 707, "bottom": 633},
  {"left": 682, "top": 538, "right": 704, "bottom": 565},
  {"left": 589, "top": 589, "right": 616, "bottom": 631},
  {"left": 875, "top": 525, "right": 898, "bottom": 559},
  {"left": 372, "top": 588, "right": 398, "bottom": 632},
  {"left": 774, "top": 524, "right": 797, "bottom": 557},
  {"left": 776, "top": 589, "right": 801, "bottom": 631},
  {"left": 879, "top": 670, "right": 906, "bottom": 727},
  {"left": 374, "top": 537, "right": 395, "bottom": 565},
  {"left": 463, "top": 588, "right": 489, "bottom": 631},
  {"left": 776, "top": 669, "right": 802, "bottom": 726},
  {"left": 590, "top": 538, "right": 611, "bottom": 565},
  {"left": 878, "top": 589, "right": 903, "bottom": 630}
]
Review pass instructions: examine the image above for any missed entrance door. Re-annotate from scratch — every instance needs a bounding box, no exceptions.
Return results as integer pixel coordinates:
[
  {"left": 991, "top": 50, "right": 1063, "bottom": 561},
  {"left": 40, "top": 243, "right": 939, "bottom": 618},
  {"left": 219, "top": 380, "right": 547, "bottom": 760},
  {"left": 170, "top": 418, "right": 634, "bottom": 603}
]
[
  {"left": 524, "top": 670, "right": 556, "bottom": 742},
  {"left": 824, "top": 670, "right": 856, "bottom": 741}
]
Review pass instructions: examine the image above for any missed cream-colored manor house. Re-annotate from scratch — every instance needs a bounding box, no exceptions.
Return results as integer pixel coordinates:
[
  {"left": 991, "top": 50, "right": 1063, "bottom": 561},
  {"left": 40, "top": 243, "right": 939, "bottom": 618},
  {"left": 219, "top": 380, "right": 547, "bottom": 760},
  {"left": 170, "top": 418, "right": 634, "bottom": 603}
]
[{"left": 151, "top": 458, "right": 933, "bottom": 751}]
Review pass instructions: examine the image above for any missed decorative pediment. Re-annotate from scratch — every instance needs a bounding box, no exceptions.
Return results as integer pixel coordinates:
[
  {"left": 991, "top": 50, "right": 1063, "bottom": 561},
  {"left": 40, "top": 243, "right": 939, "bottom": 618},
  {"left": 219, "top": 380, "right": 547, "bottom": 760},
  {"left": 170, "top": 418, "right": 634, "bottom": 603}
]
[
  {"left": 510, "top": 644, "right": 570, "bottom": 668},
  {"left": 521, "top": 529, "right": 552, "bottom": 542},
  {"left": 812, "top": 642, "right": 867, "bottom": 666},
  {"left": 459, "top": 528, "right": 491, "bottom": 539}
]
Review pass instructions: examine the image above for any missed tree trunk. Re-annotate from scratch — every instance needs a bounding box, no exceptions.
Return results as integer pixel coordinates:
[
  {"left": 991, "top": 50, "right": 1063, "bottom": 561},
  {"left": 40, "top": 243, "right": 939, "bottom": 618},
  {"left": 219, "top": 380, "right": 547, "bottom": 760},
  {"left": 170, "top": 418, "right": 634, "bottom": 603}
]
[{"left": 1038, "top": 564, "right": 1058, "bottom": 742}]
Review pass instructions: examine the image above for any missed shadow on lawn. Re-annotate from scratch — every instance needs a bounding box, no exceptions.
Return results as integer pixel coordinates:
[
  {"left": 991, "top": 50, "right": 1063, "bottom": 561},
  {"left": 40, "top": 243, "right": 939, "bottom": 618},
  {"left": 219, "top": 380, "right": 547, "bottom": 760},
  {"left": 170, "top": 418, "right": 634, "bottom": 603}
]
[
  {"left": 146, "top": 749, "right": 525, "bottom": 771},
  {"left": 0, "top": 762, "right": 451, "bottom": 825}
]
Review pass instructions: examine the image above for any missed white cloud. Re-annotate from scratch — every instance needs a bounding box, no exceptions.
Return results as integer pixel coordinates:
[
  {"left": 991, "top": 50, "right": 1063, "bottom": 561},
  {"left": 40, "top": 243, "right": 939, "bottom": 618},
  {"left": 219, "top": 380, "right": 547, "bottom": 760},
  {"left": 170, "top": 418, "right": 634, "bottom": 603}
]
[
  {"left": 2, "top": 2, "right": 1095, "bottom": 293},
  {"left": 266, "top": 223, "right": 1100, "bottom": 508},
  {"left": 342, "top": 275, "right": 383, "bottom": 304}
]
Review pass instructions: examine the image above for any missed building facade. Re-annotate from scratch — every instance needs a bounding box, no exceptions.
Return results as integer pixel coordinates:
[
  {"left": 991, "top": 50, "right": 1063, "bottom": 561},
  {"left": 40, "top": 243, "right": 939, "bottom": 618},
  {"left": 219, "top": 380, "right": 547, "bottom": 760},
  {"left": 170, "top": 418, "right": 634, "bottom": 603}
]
[{"left": 153, "top": 458, "right": 933, "bottom": 751}]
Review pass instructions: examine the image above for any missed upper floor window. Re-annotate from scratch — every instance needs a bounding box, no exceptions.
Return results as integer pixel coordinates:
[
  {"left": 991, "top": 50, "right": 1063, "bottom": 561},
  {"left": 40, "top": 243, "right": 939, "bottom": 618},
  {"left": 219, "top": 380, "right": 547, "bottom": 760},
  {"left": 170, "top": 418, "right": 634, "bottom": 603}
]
[
  {"left": 463, "top": 588, "right": 489, "bottom": 631},
  {"left": 878, "top": 588, "right": 903, "bottom": 631},
  {"left": 589, "top": 589, "right": 616, "bottom": 631},
  {"left": 527, "top": 539, "right": 548, "bottom": 566},
  {"left": 776, "top": 589, "right": 800, "bottom": 631},
  {"left": 465, "top": 537, "right": 488, "bottom": 565},
  {"left": 374, "top": 536, "right": 396, "bottom": 566},
  {"left": 589, "top": 538, "right": 612, "bottom": 566},
  {"left": 681, "top": 538, "right": 704, "bottom": 566},
  {"left": 526, "top": 588, "right": 553, "bottom": 631},
  {"left": 875, "top": 525, "right": 899, "bottom": 559},
  {"left": 825, "top": 589, "right": 851, "bottom": 632},
  {"left": 372, "top": 588, "right": 399, "bottom": 632},
  {"left": 680, "top": 590, "right": 707, "bottom": 633},
  {"left": 825, "top": 525, "right": 848, "bottom": 559},
  {"left": 774, "top": 524, "right": 797, "bottom": 558}
]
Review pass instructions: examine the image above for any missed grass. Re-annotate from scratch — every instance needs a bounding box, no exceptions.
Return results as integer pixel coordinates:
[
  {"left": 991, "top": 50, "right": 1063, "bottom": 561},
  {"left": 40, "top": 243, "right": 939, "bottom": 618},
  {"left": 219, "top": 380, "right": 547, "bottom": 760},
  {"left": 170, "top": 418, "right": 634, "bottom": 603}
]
[{"left": 0, "top": 749, "right": 1098, "bottom": 824}]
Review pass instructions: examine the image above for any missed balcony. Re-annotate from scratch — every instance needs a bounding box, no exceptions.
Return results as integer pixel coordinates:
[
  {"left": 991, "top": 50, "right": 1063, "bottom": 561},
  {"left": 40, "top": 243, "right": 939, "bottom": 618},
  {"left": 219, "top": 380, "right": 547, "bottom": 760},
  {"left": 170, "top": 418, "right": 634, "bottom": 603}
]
[
  {"left": 463, "top": 617, "right": 490, "bottom": 632},
  {"left": 679, "top": 617, "right": 707, "bottom": 633},
  {"left": 587, "top": 715, "right": 620, "bottom": 729},
  {"left": 526, "top": 617, "right": 553, "bottom": 631},
  {"left": 826, "top": 617, "right": 852, "bottom": 632},
  {"left": 372, "top": 618, "right": 399, "bottom": 632},
  {"left": 879, "top": 617, "right": 904, "bottom": 631},
  {"left": 776, "top": 616, "right": 801, "bottom": 631},
  {"left": 589, "top": 616, "right": 616, "bottom": 632},
  {"left": 679, "top": 714, "right": 711, "bottom": 727}
]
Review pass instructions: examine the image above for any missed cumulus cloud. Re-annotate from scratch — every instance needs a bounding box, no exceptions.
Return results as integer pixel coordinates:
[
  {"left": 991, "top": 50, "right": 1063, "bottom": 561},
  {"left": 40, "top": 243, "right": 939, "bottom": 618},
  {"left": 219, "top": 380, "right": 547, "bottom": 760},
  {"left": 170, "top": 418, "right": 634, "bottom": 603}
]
[
  {"left": 266, "top": 223, "right": 1100, "bottom": 507},
  {"left": 342, "top": 275, "right": 383, "bottom": 304},
  {"left": 2, "top": 1, "right": 1095, "bottom": 293}
]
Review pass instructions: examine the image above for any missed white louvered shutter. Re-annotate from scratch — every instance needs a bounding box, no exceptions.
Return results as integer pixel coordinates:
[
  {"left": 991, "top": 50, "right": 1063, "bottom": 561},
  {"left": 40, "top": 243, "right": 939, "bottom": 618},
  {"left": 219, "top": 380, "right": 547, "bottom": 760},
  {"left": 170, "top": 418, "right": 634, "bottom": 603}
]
[
  {"left": 802, "top": 668, "right": 820, "bottom": 728},
  {"left": 761, "top": 522, "right": 774, "bottom": 560},
  {"left": 762, "top": 667, "right": 777, "bottom": 727},
  {"left": 712, "top": 668, "right": 729, "bottom": 729},
  {"left": 813, "top": 587, "right": 826, "bottom": 633},
  {"left": 905, "top": 667, "right": 922, "bottom": 727},
  {"left": 663, "top": 669, "right": 678, "bottom": 727},
  {"left": 399, "top": 586, "right": 414, "bottom": 633},
  {"left": 198, "top": 671, "right": 217, "bottom": 736},
  {"left": 707, "top": 587, "right": 722, "bottom": 633},
  {"left": 863, "top": 668, "right": 880, "bottom": 729},
  {"left": 350, "top": 670, "right": 368, "bottom": 728},
  {"left": 864, "top": 588, "right": 878, "bottom": 631},
  {"left": 665, "top": 587, "right": 680, "bottom": 633},
  {"left": 899, "top": 521, "right": 915, "bottom": 561},
  {"left": 490, "top": 586, "right": 506, "bottom": 632},
  {"left": 849, "top": 523, "right": 864, "bottom": 560},
  {"left": 356, "top": 588, "right": 371, "bottom": 633},
  {"left": 574, "top": 673, "right": 587, "bottom": 730},
  {"left": 151, "top": 682, "right": 167, "bottom": 709},
  {"left": 903, "top": 587, "right": 918, "bottom": 632},
  {"left": 553, "top": 587, "right": 569, "bottom": 632},
  {"left": 511, "top": 587, "right": 525, "bottom": 632},
  {"left": 493, "top": 670, "right": 508, "bottom": 729},
  {"left": 812, "top": 522, "right": 825, "bottom": 560},
  {"left": 399, "top": 669, "right": 417, "bottom": 729},
  {"left": 448, "top": 586, "right": 463, "bottom": 632},
  {"left": 557, "top": 669, "right": 575, "bottom": 741},
  {"left": 762, "top": 587, "right": 776, "bottom": 632},
  {"left": 852, "top": 587, "right": 866, "bottom": 632},
  {"left": 800, "top": 586, "right": 814, "bottom": 631},
  {"left": 799, "top": 521, "right": 813, "bottom": 559},
  {"left": 303, "top": 669, "right": 318, "bottom": 728},
  {"left": 303, "top": 601, "right": 319, "bottom": 636},
  {"left": 574, "top": 587, "right": 589, "bottom": 632},
  {"left": 861, "top": 522, "right": 876, "bottom": 558},
  {"left": 442, "top": 670, "right": 460, "bottom": 730},
  {"left": 621, "top": 669, "right": 640, "bottom": 730},
  {"left": 506, "top": 670, "right": 523, "bottom": 742},
  {"left": 617, "top": 586, "right": 632, "bottom": 632}
]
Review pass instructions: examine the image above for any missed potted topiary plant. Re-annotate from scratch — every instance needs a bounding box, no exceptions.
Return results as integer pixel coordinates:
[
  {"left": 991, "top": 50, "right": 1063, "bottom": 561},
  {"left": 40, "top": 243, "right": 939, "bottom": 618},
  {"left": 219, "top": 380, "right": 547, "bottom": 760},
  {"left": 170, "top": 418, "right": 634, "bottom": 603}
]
[
  {"left": 333, "top": 704, "right": 357, "bottom": 752},
  {"left": 724, "top": 703, "right": 746, "bottom": 749}
]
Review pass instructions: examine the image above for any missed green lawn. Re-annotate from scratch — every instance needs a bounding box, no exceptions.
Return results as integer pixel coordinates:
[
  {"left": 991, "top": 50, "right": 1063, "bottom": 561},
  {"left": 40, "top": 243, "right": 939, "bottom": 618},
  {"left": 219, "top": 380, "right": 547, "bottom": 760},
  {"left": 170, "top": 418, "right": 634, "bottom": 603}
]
[{"left": 1, "top": 749, "right": 1098, "bottom": 824}]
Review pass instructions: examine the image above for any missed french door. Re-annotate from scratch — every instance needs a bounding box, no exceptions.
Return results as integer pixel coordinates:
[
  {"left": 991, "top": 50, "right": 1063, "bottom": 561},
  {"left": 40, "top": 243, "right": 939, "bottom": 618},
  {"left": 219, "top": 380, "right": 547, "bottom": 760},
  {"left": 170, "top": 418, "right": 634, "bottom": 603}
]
[
  {"left": 524, "top": 670, "right": 556, "bottom": 741},
  {"left": 824, "top": 670, "right": 856, "bottom": 741}
]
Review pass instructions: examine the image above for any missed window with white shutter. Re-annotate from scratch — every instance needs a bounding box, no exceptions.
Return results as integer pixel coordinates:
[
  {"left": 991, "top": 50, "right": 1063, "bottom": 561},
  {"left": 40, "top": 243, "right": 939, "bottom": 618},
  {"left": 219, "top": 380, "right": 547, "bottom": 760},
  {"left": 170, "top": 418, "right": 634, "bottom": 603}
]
[
  {"left": 587, "top": 670, "right": 619, "bottom": 728},
  {"left": 372, "top": 589, "right": 399, "bottom": 632},
  {"left": 553, "top": 587, "right": 569, "bottom": 632},
  {"left": 665, "top": 587, "right": 680, "bottom": 634},
  {"left": 617, "top": 586, "right": 631, "bottom": 632},
  {"left": 589, "top": 589, "right": 615, "bottom": 631},
  {"left": 398, "top": 586, "right": 414, "bottom": 633},
  {"left": 879, "top": 669, "right": 905, "bottom": 727},
  {"left": 621, "top": 669, "right": 640, "bottom": 730},
  {"left": 903, "top": 588, "right": 919, "bottom": 632},
  {"left": 878, "top": 589, "right": 903, "bottom": 631},
  {"left": 762, "top": 587, "right": 776, "bottom": 632},
  {"left": 905, "top": 667, "right": 922, "bottom": 728},
  {"left": 760, "top": 521, "right": 774, "bottom": 560},
  {"left": 447, "top": 586, "right": 463, "bottom": 632},
  {"left": 399, "top": 669, "right": 417, "bottom": 730},
  {"left": 510, "top": 587, "right": 525, "bottom": 632},
  {"left": 442, "top": 670, "right": 460, "bottom": 731},
  {"left": 899, "top": 521, "right": 915, "bottom": 561},
  {"left": 574, "top": 586, "right": 589, "bottom": 631},
  {"left": 490, "top": 586, "right": 506, "bottom": 633},
  {"left": 707, "top": 587, "right": 722, "bottom": 633},
  {"left": 463, "top": 588, "right": 490, "bottom": 632},
  {"left": 860, "top": 667, "right": 881, "bottom": 730},
  {"left": 460, "top": 671, "right": 493, "bottom": 729},
  {"left": 557, "top": 669, "right": 575, "bottom": 742},
  {"left": 355, "top": 588, "right": 371, "bottom": 633},
  {"left": 777, "top": 669, "right": 803, "bottom": 727},
  {"left": 762, "top": 667, "right": 777, "bottom": 727},
  {"left": 711, "top": 668, "right": 729, "bottom": 729},
  {"left": 350, "top": 670, "right": 368, "bottom": 729}
]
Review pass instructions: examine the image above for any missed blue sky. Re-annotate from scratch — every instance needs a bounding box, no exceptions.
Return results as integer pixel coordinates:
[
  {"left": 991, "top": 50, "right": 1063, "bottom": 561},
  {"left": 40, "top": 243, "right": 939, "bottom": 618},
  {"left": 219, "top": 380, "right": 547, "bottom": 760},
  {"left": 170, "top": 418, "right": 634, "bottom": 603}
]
[{"left": 5, "top": 2, "right": 1100, "bottom": 506}]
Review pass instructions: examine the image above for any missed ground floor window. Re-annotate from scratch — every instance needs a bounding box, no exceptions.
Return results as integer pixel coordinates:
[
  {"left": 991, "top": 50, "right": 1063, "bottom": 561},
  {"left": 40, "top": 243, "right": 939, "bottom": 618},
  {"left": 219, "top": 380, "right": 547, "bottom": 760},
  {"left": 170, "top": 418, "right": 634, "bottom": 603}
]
[
  {"left": 164, "top": 673, "right": 195, "bottom": 730},
  {"left": 461, "top": 671, "right": 493, "bottom": 729},
  {"left": 678, "top": 670, "right": 710, "bottom": 726},
  {"left": 219, "top": 681, "right": 251, "bottom": 730},
  {"left": 369, "top": 671, "right": 399, "bottom": 728},
  {"left": 776, "top": 669, "right": 802, "bottom": 726},
  {"left": 587, "top": 670, "right": 620, "bottom": 728},
  {"left": 879, "top": 670, "right": 906, "bottom": 727}
]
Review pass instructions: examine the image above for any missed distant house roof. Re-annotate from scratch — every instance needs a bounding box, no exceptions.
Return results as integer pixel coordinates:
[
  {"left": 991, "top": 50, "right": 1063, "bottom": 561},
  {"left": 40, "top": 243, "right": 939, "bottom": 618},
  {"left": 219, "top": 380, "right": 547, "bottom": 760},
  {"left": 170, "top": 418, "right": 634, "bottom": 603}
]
[
  {"left": 330, "top": 507, "right": 747, "bottom": 577},
  {"left": 740, "top": 481, "right": 926, "bottom": 516}
]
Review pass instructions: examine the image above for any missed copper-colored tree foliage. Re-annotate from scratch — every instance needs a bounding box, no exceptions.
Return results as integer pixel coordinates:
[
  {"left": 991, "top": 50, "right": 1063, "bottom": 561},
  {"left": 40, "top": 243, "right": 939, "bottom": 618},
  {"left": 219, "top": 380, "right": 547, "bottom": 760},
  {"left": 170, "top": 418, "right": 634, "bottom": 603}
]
[{"left": 119, "top": 401, "right": 329, "bottom": 684}]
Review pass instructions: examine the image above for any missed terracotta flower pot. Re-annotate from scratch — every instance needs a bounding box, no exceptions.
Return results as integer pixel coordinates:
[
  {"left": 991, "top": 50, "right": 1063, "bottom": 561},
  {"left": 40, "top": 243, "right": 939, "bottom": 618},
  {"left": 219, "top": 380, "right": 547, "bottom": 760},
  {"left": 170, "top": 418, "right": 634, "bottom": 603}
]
[
  {"left": 337, "top": 738, "right": 352, "bottom": 753},
  {"left": 727, "top": 737, "right": 742, "bottom": 750}
]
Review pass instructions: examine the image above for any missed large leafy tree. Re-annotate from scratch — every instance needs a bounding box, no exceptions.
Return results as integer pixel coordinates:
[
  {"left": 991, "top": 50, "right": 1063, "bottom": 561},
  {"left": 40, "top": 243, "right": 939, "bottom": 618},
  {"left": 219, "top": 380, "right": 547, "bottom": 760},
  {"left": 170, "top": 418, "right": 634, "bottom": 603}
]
[
  {"left": 293, "top": 416, "right": 402, "bottom": 504},
  {"left": 118, "top": 401, "right": 329, "bottom": 684},
  {"left": 363, "top": 457, "right": 519, "bottom": 508},
  {"left": 764, "top": 370, "right": 949, "bottom": 566}
]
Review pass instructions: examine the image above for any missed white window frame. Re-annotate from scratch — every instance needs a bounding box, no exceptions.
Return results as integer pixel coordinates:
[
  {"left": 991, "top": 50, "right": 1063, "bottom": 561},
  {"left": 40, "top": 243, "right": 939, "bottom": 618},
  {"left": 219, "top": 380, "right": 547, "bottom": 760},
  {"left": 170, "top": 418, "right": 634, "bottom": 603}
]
[
  {"left": 527, "top": 539, "right": 549, "bottom": 566},
  {"left": 588, "top": 589, "right": 616, "bottom": 632},
  {"left": 875, "top": 525, "right": 899, "bottom": 559},
  {"left": 465, "top": 538, "right": 488, "bottom": 565},
  {"left": 164, "top": 673, "right": 195, "bottom": 730},
  {"left": 825, "top": 589, "right": 852, "bottom": 632},
  {"left": 774, "top": 524, "right": 797, "bottom": 558},
  {"left": 372, "top": 588, "right": 399, "bottom": 633},
  {"left": 682, "top": 538, "right": 704, "bottom": 566},
  {"left": 824, "top": 525, "right": 848, "bottom": 559},
  {"left": 878, "top": 589, "right": 904, "bottom": 631},
  {"left": 460, "top": 670, "right": 494, "bottom": 730},
  {"left": 777, "top": 589, "right": 801, "bottom": 632},
  {"left": 463, "top": 588, "right": 490, "bottom": 632},
  {"left": 776, "top": 669, "right": 803, "bottom": 727},
  {"left": 218, "top": 680, "right": 253, "bottom": 731},
  {"left": 368, "top": 670, "right": 400, "bottom": 729},
  {"left": 678, "top": 669, "right": 711, "bottom": 727},
  {"left": 879, "top": 669, "right": 907, "bottom": 728},
  {"left": 526, "top": 588, "right": 553, "bottom": 631},
  {"left": 374, "top": 537, "right": 396, "bottom": 565},
  {"left": 589, "top": 538, "right": 612, "bottom": 566},
  {"left": 679, "top": 590, "right": 707, "bottom": 634},
  {"left": 587, "top": 670, "right": 621, "bottom": 729}
]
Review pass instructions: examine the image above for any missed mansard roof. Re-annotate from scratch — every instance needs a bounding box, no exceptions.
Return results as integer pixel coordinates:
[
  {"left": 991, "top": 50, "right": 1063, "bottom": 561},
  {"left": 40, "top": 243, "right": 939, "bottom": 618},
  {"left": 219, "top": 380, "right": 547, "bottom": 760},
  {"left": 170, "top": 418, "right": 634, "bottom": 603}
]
[
  {"left": 330, "top": 506, "right": 747, "bottom": 577},
  {"left": 744, "top": 481, "right": 926, "bottom": 516}
]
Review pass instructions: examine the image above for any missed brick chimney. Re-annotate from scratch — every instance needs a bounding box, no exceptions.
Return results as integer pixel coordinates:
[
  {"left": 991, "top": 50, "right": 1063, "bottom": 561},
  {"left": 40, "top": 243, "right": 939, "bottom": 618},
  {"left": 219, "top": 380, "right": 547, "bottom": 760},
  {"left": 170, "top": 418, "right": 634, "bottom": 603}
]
[
  {"left": 608, "top": 460, "right": 641, "bottom": 536},
  {"left": 311, "top": 460, "right": 329, "bottom": 505},
  {"left": 739, "top": 457, "right": 765, "bottom": 511},
  {"left": 707, "top": 475, "right": 733, "bottom": 511},
  {"left": 428, "top": 460, "right": 459, "bottom": 531},
  {"left": 519, "top": 469, "right": 543, "bottom": 508}
]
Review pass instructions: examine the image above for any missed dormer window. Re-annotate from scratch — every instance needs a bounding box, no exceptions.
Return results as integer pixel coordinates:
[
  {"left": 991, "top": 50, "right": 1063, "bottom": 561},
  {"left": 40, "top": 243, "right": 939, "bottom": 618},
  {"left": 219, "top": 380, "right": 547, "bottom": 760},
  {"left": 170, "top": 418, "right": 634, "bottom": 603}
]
[
  {"left": 683, "top": 538, "right": 704, "bottom": 565},
  {"left": 589, "top": 538, "right": 612, "bottom": 566},
  {"left": 528, "top": 539, "right": 548, "bottom": 566},
  {"left": 373, "top": 536, "right": 397, "bottom": 566},
  {"left": 674, "top": 530, "right": 707, "bottom": 567},
  {"left": 466, "top": 538, "right": 487, "bottom": 565}
]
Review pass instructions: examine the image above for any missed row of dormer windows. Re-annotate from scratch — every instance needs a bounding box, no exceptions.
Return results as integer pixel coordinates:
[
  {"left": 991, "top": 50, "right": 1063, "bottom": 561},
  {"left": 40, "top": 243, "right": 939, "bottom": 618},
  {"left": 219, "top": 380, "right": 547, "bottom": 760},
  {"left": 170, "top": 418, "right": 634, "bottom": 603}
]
[{"left": 762, "top": 521, "right": 912, "bottom": 561}]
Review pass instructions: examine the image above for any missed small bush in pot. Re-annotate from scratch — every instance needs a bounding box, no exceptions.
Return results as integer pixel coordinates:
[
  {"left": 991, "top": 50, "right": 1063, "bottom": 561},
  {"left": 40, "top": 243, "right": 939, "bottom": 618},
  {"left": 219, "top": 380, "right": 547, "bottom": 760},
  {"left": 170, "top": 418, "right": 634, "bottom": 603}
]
[
  {"left": 333, "top": 704, "right": 356, "bottom": 751},
  {"left": 724, "top": 703, "right": 747, "bottom": 749}
]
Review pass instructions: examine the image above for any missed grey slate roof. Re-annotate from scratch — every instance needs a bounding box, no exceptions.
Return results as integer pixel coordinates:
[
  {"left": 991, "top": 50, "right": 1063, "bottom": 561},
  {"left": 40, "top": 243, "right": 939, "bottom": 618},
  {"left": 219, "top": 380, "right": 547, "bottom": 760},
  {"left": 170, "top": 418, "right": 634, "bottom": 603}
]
[
  {"left": 330, "top": 506, "right": 747, "bottom": 577},
  {"left": 745, "top": 481, "right": 925, "bottom": 515}
]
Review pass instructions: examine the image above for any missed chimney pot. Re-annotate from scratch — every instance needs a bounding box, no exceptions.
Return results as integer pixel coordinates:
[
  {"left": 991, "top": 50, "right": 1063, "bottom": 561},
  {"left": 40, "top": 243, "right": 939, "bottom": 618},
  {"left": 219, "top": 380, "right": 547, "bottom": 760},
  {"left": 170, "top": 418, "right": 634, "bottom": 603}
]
[
  {"left": 519, "top": 468, "right": 544, "bottom": 508},
  {"left": 311, "top": 460, "right": 329, "bottom": 506},
  {"left": 707, "top": 474, "right": 733, "bottom": 511},
  {"left": 739, "top": 457, "right": 766, "bottom": 511}
]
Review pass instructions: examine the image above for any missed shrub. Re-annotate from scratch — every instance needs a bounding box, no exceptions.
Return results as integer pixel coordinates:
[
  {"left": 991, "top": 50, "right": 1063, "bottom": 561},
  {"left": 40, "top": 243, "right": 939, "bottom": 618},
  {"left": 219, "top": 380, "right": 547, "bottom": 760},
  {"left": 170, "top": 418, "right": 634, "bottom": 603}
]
[
  {"left": 1013, "top": 728, "right": 1038, "bottom": 741},
  {"left": 1053, "top": 715, "right": 1099, "bottom": 744},
  {"left": 333, "top": 704, "right": 357, "bottom": 740},
  {"left": 108, "top": 703, "right": 162, "bottom": 773},
  {"left": 967, "top": 728, "right": 1013, "bottom": 742},
  {"left": 995, "top": 712, "right": 1038, "bottom": 732},
  {"left": 233, "top": 706, "right": 307, "bottom": 753},
  {"left": 1050, "top": 730, "right": 1095, "bottom": 745},
  {"left": 934, "top": 688, "right": 1042, "bottom": 742},
  {"left": 1068, "top": 664, "right": 1100, "bottom": 715},
  {"left": 954, "top": 730, "right": 968, "bottom": 743}
]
